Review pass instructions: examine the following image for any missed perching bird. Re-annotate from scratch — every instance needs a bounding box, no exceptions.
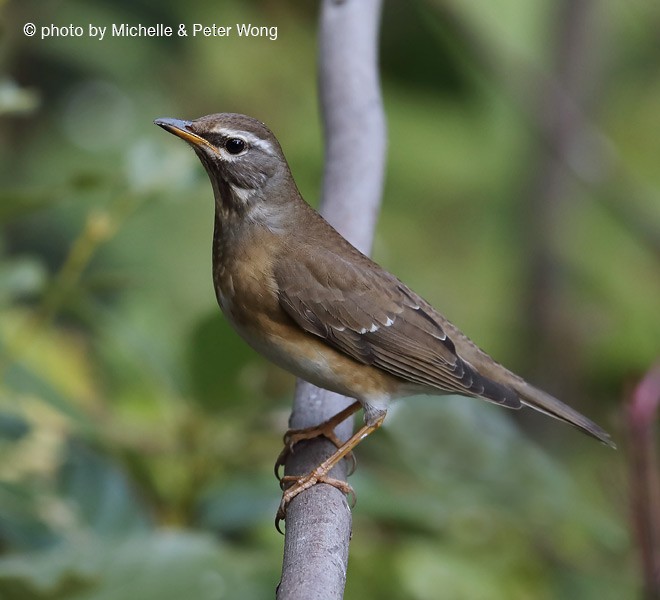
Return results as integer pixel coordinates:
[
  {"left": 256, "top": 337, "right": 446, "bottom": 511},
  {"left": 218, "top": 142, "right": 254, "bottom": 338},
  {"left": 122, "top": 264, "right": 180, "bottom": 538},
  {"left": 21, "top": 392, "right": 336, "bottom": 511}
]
[{"left": 155, "top": 113, "right": 614, "bottom": 523}]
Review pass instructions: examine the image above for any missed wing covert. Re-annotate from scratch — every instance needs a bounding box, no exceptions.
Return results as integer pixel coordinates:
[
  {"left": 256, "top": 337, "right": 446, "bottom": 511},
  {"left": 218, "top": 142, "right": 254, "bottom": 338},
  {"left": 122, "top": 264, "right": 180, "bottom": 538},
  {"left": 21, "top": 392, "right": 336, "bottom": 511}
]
[{"left": 275, "top": 252, "right": 520, "bottom": 408}]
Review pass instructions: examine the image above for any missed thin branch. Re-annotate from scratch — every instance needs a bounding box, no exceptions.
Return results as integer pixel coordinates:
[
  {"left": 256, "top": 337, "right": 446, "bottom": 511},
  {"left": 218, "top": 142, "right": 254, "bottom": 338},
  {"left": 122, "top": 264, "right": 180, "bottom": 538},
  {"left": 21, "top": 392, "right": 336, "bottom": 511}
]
[
  {"left": 277, "top": 0, "right": 386, "bottom": 598},
  {"left": 520, "top": 0, "right": 601, "bottom": 390},
  {"left": 626, "top": 363, "right": 660, "bottom": 600}
]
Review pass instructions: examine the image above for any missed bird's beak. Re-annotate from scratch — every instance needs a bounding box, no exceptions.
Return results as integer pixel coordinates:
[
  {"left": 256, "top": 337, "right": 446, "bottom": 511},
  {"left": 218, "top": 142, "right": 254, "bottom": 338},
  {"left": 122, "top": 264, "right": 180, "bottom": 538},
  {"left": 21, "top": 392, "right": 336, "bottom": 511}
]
[{"left": 154, "top": 118, "right": 217, "bottom": 153}]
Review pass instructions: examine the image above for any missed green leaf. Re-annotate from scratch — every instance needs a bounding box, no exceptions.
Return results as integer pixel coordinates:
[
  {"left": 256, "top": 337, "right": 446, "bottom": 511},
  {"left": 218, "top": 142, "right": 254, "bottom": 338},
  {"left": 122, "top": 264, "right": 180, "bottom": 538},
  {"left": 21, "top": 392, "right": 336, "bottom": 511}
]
[
  {"left": 3, "top": 362, "right": 90, "bottom": 425},
  {"left": 0, "top": 531, "right": 272, "bottom": 600},
  {"left": 57, "top": 439, "right": 152, "bottom": 536},
  {"left": 0, "top": 482, "right": 58, "bottom": 552},
  {"left": 196, "top": 476, "right": 278, "bottom": 535},
  {"left": 0, "top": 411, "right": 31, "bottom": 441},
  {"left": 0, "top": 257, "right": 47, "bottom": 303},
  {"left": 186, "top": 312, "right": 265, "bottom": 412}
]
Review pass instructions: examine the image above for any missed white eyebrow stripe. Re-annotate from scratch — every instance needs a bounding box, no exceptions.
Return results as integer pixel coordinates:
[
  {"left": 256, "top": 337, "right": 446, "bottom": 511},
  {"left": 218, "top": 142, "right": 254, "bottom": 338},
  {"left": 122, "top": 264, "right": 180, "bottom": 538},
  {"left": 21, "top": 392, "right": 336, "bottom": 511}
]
[{"left": 208, "top": 126, "right": 275, "bottom": 155}]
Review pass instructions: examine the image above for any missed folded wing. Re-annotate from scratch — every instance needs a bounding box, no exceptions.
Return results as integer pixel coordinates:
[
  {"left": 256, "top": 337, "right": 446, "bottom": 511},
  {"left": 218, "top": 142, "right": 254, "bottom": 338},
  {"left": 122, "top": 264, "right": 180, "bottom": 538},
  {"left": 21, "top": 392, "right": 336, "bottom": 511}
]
[{"left": 275, "top": 251, "right": 521, "bottom": 408}]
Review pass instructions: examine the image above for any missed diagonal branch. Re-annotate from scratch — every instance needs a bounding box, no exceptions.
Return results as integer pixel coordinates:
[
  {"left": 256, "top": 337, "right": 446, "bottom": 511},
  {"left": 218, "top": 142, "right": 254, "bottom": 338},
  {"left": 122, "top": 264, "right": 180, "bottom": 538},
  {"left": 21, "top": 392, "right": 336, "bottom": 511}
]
[{"left": 277, "top": 0, "right": 386, "bottom": 598}]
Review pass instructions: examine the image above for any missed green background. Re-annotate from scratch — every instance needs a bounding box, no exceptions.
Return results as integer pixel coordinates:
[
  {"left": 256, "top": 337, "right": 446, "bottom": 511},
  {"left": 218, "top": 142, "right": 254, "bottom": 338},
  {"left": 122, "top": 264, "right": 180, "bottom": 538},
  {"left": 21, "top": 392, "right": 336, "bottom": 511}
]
[{"left": 1, "top": 0, "right": 659, "bottom": 598}]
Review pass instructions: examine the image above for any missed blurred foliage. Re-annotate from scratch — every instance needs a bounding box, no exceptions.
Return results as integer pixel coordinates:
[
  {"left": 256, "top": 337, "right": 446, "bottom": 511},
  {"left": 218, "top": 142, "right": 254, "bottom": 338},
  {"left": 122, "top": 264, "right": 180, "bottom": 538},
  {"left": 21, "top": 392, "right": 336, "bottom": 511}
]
[{"left": 1, "top": 0, "right": 658, "bottom": 598}]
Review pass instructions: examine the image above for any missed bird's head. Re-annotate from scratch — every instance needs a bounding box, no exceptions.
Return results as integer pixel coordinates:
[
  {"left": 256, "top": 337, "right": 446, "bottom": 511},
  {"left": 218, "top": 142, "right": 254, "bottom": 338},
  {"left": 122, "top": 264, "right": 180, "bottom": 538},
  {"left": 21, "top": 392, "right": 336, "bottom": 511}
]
[{"left": 155, "top": 113, "right": 295, "bottom": 224}]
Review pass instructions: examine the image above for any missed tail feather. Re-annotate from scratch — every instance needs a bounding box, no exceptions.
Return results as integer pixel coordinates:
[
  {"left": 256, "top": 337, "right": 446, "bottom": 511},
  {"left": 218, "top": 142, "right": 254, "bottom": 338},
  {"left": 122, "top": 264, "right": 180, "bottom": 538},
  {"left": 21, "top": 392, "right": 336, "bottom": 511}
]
[
  {"left": 512, "top": 380, "right": 616, "bottom": 449},
  {"left": 435, "top": 320, "right": 614, "bottom": 447}
]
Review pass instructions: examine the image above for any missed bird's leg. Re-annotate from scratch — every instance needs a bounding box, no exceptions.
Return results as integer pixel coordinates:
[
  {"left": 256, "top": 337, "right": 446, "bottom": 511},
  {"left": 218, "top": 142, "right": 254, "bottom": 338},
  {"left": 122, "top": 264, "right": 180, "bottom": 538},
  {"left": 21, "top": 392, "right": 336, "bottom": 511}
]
[
  {"left": 274, "top": 400, "right": 362, "bottom": 481},
  {"left": 275, "top": 411, "right": 386, "bottom": 532}
]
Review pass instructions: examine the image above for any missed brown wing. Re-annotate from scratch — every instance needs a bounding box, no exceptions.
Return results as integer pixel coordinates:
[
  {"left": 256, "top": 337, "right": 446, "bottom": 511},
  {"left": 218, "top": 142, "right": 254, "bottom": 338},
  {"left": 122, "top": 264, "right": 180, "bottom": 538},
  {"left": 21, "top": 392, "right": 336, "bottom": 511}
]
[{"left": 275, "top": 251, "right": 521, "bottom": 408}]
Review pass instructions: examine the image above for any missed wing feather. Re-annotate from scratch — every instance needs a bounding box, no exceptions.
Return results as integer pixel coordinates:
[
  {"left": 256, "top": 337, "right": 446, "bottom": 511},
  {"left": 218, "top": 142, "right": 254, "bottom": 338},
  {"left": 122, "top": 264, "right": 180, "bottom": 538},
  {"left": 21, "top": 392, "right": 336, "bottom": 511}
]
[{"left": 275, "top": 253, "right": 521, "bottom": 408}]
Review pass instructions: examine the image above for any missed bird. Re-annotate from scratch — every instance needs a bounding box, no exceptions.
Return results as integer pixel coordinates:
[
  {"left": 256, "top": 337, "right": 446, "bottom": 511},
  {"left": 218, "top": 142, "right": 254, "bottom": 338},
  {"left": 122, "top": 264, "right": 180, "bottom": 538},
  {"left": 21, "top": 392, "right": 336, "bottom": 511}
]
[{"left": 154, "top": 112, "right": 615, "bottom": 525}]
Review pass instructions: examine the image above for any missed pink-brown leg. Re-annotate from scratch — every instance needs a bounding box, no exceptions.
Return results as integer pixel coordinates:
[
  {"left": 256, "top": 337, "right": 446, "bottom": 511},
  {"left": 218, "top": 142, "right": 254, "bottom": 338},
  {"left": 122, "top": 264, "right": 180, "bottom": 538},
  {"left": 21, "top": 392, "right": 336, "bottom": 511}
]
[
  {"left": 274, "top": 400, "right": 362, "bottom": 481},
  {"left": 275, "top": 412, "right": 385, "bottom": 532}
]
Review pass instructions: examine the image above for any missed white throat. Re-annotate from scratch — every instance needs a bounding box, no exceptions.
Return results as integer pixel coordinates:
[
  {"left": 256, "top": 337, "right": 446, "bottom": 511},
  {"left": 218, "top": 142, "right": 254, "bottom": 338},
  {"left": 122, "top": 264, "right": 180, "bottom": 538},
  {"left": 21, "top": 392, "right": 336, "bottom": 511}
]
[{"left": 229, "top": 182, "right": 287, "bottom": 232}]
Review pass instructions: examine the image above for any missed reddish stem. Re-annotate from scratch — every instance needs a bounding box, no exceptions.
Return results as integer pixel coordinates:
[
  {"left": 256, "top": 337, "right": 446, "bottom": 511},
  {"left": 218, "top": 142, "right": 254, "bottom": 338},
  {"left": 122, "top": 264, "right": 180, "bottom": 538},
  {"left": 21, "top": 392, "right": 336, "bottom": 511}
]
[{"left": 626, "top": 362, "right": 660, "bottom": 599}]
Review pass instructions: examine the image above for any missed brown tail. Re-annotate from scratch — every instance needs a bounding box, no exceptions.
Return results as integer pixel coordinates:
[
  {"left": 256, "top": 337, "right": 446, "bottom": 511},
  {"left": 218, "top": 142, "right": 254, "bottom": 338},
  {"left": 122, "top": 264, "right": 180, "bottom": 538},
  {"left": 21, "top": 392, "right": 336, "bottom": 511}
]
[{"left": 511, "top": 379, "right": 616, "bottom": 448}]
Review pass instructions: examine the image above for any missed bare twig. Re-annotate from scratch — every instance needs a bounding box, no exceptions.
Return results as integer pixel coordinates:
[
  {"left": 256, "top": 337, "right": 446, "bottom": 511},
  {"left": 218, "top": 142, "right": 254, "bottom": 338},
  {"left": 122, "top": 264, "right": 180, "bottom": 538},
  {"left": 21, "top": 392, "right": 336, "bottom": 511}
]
[
  {"left": 626, "top": 363, "right": 660, "bottom": 600},
  {"left": 519, "top": 0, "right": 601, "bottom": 390},
  {"left": 277, "top": 0, "right": 386, "bottom": 598}
]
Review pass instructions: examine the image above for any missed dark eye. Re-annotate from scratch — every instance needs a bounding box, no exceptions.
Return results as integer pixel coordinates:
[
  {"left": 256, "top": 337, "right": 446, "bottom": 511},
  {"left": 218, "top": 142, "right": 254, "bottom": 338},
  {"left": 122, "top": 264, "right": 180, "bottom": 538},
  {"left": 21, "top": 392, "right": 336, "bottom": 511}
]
[{"left": 225, "top": 138, "right": 246, "bottom": 155}]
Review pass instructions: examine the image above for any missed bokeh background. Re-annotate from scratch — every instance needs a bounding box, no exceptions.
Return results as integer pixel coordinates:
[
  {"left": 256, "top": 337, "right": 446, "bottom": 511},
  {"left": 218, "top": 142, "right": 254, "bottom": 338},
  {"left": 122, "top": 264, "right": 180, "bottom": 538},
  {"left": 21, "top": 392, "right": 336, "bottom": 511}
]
[{"left": 1, "top": 0, "right": 659, "bottom": 598}]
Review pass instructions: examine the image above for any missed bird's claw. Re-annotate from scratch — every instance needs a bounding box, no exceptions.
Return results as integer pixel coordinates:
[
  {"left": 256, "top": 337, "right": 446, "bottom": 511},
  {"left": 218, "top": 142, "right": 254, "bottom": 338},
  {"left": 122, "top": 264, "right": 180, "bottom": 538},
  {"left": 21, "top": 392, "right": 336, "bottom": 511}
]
[
  {"left": 274, "top": 426, "right": 356, "bottom": 482},
  {"left": 275, "top": 474, "right": 356, "bottom": 534}
]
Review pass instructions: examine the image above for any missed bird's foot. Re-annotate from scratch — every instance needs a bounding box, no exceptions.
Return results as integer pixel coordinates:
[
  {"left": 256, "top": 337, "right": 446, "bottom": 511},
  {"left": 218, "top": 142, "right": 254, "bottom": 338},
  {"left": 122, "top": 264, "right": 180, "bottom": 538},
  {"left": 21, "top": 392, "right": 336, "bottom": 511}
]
[
  {"left": 273, "top": 411, "right": 386, "bottom": 533},
  {"left": 274, "top": 422, "right": 357, "bottom": 482},
  {"left": 274, "top": 401, "right": 362, "bottom": 482},
  {"left": 275, "top": 473, "right": 356, "bottom": 534}
]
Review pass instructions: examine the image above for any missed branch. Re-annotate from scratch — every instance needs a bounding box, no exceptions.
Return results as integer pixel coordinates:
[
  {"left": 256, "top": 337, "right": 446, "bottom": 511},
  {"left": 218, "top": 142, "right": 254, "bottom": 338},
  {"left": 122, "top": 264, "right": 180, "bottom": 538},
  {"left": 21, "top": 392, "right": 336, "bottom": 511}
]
[
  {"left": 277, "top": 0, "right": 386, "bottom": 598},
  {"left": 626, "top": 362, "right": 660, "bottom": 600},
  {"left": 519, "top": 0, "right": 600, "bottom": 390}
]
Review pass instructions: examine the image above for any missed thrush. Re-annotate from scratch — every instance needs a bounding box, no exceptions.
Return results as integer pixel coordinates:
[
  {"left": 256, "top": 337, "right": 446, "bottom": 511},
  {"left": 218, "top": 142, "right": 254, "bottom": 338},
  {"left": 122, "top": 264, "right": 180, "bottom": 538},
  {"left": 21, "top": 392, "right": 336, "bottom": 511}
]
[{"left": 155, "top": 113, "right": 614, "bottom": 525}]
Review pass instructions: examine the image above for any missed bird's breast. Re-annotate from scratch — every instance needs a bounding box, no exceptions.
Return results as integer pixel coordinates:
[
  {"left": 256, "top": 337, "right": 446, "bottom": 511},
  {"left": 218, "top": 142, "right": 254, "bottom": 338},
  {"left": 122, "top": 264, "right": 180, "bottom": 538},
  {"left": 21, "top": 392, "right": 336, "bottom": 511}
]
[
  {"left": 209, "top": 214, "right": 405, "bottom": 406},
  {"left": 212, "top": 218, "right": 281, "bottom": 329}
]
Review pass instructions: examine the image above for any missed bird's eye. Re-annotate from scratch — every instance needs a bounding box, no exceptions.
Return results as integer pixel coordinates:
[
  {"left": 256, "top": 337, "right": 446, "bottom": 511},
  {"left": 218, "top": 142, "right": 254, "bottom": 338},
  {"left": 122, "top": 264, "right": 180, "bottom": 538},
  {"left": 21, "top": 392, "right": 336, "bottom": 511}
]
[{"left": 224, "top": 138, "right": 246, "bottom": 155}]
